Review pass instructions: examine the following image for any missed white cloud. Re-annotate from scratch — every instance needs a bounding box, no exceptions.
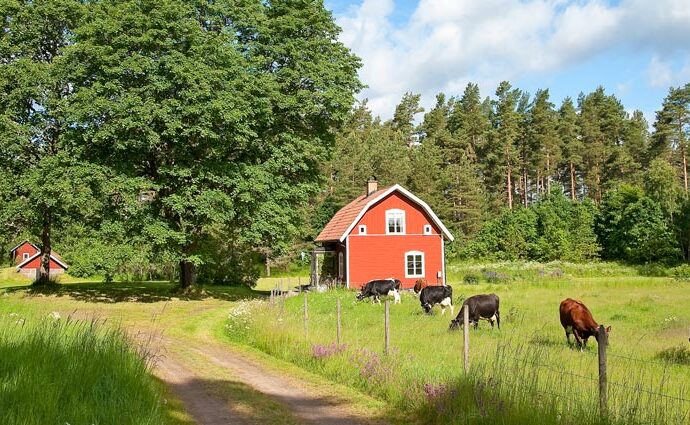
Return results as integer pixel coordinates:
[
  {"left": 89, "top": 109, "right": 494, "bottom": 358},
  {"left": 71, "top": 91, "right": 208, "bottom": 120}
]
[
  {"left": 336, "top": 0, "right": 690, "bottom": 119},
  {"left": 647, "top": 56, "right": 690, "bottom": 88}
]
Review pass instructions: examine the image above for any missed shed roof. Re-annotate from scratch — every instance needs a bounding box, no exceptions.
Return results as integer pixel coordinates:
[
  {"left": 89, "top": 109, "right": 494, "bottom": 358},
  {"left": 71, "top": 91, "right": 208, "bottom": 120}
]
[
  {"left": 16, "top": 251, "right": 69, "bottom": 270},
  {"left": 315, "top": 184, "right": 454, "bottom": 243},
  {"left": 10, "top": 240, "right": 39, "bottom": 254}
]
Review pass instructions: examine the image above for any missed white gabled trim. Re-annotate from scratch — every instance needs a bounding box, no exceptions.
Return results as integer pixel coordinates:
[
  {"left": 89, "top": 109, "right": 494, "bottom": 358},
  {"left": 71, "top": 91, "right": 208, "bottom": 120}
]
[
  {"left": 339, "top": 184, "right": 454, "bottom": 242},
  {"left": 10, "top": 240, "right": 39, "bottom": 255},
  {"left": 345, "top": 236, "right": 350, "bottom": 289},
  {"left": 16, "top": 251, "right": 69, "bottom": 270}
]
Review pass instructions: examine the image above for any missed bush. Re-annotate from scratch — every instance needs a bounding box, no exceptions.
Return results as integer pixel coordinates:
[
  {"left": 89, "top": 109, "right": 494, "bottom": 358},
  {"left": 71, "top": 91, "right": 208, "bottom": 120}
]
[
  {"left": 656, "top": 346, "right": 690, "bottom": 365},
  {"left": 670, "top": 264, "right": 690, "bottom": 280},
  {"left": 463, "top": 274, "right": 480, "bottom": 285}
]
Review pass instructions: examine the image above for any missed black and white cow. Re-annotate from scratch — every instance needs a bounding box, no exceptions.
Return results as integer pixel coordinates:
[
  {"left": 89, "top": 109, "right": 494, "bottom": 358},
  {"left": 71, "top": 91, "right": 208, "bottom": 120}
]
[
  {"left": 419, "top": 285, "right": 453, "bottom": 315},
  {"left": 356, "top": 278, "right": 401, "bottom": 304},
  {"left": 449, "top": 293, "right": 500, "bottom": 330}
]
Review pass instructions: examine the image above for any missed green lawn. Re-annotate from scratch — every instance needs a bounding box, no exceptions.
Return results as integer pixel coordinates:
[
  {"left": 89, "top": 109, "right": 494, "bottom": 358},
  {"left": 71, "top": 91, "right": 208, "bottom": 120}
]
[{"left": 228, "top": 276, "right": 690, "bottom": 425}]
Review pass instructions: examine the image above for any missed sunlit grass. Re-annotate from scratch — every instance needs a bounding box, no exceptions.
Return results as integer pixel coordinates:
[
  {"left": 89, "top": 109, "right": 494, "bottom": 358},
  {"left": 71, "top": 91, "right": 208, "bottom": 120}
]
[
  {"left": 228, "top": 278, "right": 690, "bottom": 424},
  {"left": 0, "top": 313, "right": 164, "bottom": 425}
]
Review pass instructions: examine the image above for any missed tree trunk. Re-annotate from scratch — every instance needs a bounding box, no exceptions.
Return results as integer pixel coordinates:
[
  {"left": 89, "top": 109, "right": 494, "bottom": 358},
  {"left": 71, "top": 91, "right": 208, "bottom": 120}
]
[
  {"left": 522, "top": 169, "right": 528, "bottom": 207},
  {"left": 179, "top": 259, "right": 197, "bottom": 288},
  {"left": 682, "top": 144, "right": 688, "bottom": 194},
  {"left": 35, "top": 208, "right": 52, "bottom": 286},
  {"left": 570, "top": 162, "right": 576, "bottom": 201},
  {"left": 266, "top": 256, "right": 271, "bottom": 277},
  {"left": 507, "top": 166, "right": 513, "bottom": 210},
  {"left": 546, "top": 154, "right": 551, "bottom": 193}
]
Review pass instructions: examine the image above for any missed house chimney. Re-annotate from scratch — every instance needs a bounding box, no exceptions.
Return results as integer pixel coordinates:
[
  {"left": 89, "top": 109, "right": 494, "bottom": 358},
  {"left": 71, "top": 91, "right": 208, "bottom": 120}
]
[{"left": 367, "top": 177, "right": 378, "bottom": 196}]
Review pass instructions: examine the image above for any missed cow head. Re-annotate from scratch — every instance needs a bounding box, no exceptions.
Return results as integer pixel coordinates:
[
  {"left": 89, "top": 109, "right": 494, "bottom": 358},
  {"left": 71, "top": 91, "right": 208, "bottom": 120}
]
[
  {"left": 413, "top": 279, "right": 427, "bottom": 294},
  {"left": 448, "top": 318, "right": 461, "bottom": 331},
  {"left": 356, "top": 292, "right": 366, "bottom": 301}
]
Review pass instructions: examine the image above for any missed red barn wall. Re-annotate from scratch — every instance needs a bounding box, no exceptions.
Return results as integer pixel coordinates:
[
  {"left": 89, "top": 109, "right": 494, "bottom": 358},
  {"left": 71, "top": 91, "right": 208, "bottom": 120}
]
[
  {"left": 18, "top": 256, "right": 66, "bottom": 278},
  {"left": 347, "top": 192, "right": 445, "bottom": 289},
  {"left": 13, "top": 243, "right": 39, "bottom": 265}
]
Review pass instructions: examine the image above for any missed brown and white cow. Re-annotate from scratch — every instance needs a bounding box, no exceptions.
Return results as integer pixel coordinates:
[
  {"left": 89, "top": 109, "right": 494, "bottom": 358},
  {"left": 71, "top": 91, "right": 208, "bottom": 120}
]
[{"left": 559, "top": 298, "right": 610, "bottom": 351}]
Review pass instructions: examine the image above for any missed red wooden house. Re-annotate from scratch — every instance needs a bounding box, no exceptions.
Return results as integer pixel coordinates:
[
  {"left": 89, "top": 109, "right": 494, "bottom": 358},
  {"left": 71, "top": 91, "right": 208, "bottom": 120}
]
[
  {"left": 10, "top": 241, "right": 69, "bottom": 279},
  {"left": 315, "top": 179, "right": 453, "bottom": 289}
]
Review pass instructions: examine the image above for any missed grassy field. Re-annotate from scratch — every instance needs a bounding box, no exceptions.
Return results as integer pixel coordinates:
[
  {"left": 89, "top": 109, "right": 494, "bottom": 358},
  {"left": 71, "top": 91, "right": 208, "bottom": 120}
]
[
  {"left": 227, "top": 276, "right": 690, "bottom": 425},
  {"left": 0, "top": 313, "right": 164, "bottom": 425},
  {"left": 0, "top": 279, "right": 389, "bottom": 424}
]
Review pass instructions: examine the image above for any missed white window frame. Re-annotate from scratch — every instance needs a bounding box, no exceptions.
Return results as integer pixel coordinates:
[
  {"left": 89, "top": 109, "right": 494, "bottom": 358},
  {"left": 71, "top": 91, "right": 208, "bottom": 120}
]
[
  {"left": 358, "top": 225, "right": 367, "bottom": 235},
  {"left": 423, "top": 224, "right": 432, "bottom": 235},
  {"left": 385, "top": 209, "right": 406, "bottom": 235},
  {"left": 405, "top": 251, "right": 425, "bottom": 278},
  {"left": 22, "top": 253, "right": 29, "bottom": 261},
  {"left": 338, "top": 252, "right": 344, "bottom": 279}
]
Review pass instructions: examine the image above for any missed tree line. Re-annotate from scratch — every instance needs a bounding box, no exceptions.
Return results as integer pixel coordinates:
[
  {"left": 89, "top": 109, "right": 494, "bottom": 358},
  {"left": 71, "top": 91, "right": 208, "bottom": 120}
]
[
  {"left": 0, "top": 0, "right": 361, "bottom": 286},
  {"left": 317, "top": 82, "right": 690, "bottom": 264},
  {"left": 2, "top": 0, "right": 690, "bottom": 287}
]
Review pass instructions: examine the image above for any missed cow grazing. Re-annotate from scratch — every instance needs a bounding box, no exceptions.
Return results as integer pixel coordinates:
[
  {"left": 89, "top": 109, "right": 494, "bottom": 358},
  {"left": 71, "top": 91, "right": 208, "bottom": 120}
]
[
  {"left": 419, "top": 285, "right": 453, "bottom": 315},
  {"left": 356, "top": 278, "right": 402, "bottom": 304},
  {"left": 449, "top": 294, "right": 500, "bottom": 330},
  {"left": 559, "top": 298, "right": 610, "bottom": 351},
  {"left": 413, "top": 279, "right": 429, "bottom": 294}
]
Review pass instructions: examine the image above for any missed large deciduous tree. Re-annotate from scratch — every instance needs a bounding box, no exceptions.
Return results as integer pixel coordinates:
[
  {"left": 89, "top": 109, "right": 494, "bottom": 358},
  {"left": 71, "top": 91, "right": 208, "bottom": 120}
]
[
  {"left": 67, "top": 0, "right": 362, "bottom": 288},
  {"left": 0, "top": 0, "right": 99, "bottom": 285}
]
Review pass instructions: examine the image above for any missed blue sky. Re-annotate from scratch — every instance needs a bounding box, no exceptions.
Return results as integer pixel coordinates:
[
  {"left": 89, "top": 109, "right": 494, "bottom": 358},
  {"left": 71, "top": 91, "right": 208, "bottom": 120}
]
[{"left": 324, "top": 0, "right": 690, "bottom": 124}]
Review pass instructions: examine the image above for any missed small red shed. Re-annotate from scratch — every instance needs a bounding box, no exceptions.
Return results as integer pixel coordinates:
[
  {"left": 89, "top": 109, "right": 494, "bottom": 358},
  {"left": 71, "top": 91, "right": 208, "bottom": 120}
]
[
  {"left": 10, "top": 241, "right": 69, "bottom": 279},
  {"left": 315, "top": 179, "right": 453, "bottom": 289},
  {"left": 10, "top": 241, "right": 40, "bottom": 265}
]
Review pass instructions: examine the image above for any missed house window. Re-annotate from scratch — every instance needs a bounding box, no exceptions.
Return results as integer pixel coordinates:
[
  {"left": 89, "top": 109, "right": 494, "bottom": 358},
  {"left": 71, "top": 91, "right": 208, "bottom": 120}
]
[
  {"left": 359, "top": 225, "right": 367, "bottom": 235},
  {"left": 386, "top": 209, "right": 405, "bottom": 234},
  {"left": 405, "top": 251, "right": 424, "bottom": 278},
  {"left": 22, "top": 253, "right": 29, "bottom": 261},
  {"left": 424, "top": 224, "right": 432, "bottom": 235},
  {"left": 338, "top": 252, "right": 344, "bottom": 279}
]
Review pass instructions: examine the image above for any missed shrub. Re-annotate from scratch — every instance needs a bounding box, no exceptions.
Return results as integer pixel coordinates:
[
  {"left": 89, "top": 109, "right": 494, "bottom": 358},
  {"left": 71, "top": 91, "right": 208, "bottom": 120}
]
[
  {"left": 463, "top": 274, "right": 480, "bottom": 285},
  {"left": 656, "top": 346, "right": 690, "bottom": 365},
  {"left": 670, "top": 264, "right": 690, "bottom": 280}
]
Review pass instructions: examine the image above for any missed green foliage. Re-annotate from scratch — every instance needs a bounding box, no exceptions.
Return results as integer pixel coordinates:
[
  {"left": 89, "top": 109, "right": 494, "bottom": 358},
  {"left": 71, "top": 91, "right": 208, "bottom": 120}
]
[
  {"left": 463, "top": 191, "right": 598, "bottom": 262},
  {"left": 0, "top": 314, "right": 163, "bottom": 425},
  {"left": 64, "top": 0, "right": 362, "bottom": 285},
  {"left": 656, "top": 346, "right": 690, "bottom": 366},
  {"left": 597, "top": 185, "right": 680, "bottom": 263}
]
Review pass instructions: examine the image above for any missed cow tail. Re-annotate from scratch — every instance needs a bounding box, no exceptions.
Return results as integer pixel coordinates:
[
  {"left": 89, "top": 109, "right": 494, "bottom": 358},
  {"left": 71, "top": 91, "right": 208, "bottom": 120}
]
[{"left": 495, "top": 309, "right": 500, "bottom": 329}]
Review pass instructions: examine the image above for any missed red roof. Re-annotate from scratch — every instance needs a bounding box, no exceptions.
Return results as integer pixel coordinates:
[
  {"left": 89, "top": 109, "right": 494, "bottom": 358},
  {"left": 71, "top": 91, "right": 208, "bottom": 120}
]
[{"left": 315, "top": 187, "right": 391, "bottom": 242}]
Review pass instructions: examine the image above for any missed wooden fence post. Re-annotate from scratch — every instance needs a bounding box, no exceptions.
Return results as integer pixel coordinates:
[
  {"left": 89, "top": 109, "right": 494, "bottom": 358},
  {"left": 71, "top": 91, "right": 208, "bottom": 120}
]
[
  {"left": 303, "top": 292, "right": 308, "bottom": 338},
  {"left": 337, "top": 298, "right": 342, "bottom": 346},
  {"left": 384, "top": 300, "right": 390, "bottom": 355},
  {"left": 463, "top": 305, "right": 470, "bottom": 373},
  {"left": 598, "top": 325, "right": 608, "bottom": 420}
]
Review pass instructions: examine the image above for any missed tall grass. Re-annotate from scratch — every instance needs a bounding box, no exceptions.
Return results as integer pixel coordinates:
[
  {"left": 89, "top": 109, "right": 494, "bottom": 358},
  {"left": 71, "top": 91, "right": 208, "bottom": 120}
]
[
  {"left": 228, "top": 281, "right": 690, "bottom": 424},
  {"left": 0, "top": 313, "right": 164, "bottom": 425}
]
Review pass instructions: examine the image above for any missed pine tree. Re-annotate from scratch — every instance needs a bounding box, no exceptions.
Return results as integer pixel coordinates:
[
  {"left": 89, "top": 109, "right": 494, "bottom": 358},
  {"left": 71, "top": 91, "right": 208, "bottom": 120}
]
[
  {"left": 528, "top": 89, "right": 561, "bottom": 197},
  {"left": 558, "top": 97, "right": 582, "bottom": 200},
  {"left": 651, "top": 84, "right": 690, "bottom": 194},
  {"left": 489, "top": 81, "right": 522, "bottom": 210}
]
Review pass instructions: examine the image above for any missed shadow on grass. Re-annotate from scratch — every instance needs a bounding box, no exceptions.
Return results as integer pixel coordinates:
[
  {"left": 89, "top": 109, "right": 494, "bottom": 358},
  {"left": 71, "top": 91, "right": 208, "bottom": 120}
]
[{"left": 3, "top": 281, "right": 269, "bottom": 304}]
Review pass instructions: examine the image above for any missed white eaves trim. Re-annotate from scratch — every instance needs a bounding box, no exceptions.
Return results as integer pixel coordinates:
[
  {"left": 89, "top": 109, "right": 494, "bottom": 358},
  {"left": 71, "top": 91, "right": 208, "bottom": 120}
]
[
  {"left": 16, "top": 252, "right": 69, "bottom": 270},
  {"left": 338, "top": 184, "right": 454, "bottom": 242}
]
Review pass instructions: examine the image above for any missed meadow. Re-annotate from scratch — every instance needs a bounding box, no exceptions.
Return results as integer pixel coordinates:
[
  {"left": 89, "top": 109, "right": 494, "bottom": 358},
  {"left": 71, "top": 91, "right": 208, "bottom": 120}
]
[
  {"left": 0, "top": 313, "right": 164, "bottom": 425},
  {"left": 228, "top": 273, "right": 690, "bottom": 425}
]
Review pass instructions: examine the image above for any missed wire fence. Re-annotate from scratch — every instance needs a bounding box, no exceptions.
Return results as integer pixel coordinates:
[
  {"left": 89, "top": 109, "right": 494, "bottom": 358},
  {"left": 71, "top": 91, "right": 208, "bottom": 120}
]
[{"left": 261, "top": 290, "right": 690, "bottom": 424}]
